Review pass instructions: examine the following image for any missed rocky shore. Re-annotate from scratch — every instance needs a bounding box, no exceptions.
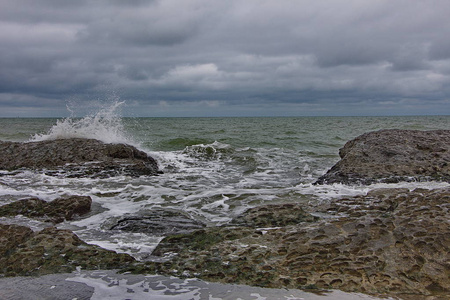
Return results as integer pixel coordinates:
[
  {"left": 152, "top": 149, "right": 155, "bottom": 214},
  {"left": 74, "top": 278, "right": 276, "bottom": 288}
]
[
  {"left": 134, "top": 188, "right": 449, "bottom": 298},
  {"left": 0, "top": 224, "right": 135, "bottom": 276},
  {"left": 0, "top": 132, "right": 449, "bottom": 299},
  {"left": 0, "top": 138, "right": 161, "bottom": 177},
  {"left": 0, "top": 195, "right": 92, "bottom": 223},
  {"left": 0, "top": 138, "right": 159, "bottom": 275},
  {"left": 315, "top": 129, "right": 450, "bottom": 185}
]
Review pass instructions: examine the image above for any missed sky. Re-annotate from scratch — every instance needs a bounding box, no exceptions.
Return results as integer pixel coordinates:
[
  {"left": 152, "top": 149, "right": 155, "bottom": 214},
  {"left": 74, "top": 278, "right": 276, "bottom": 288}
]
[{"left": 1, "top": 0, "right": 450, "bottom": 117}]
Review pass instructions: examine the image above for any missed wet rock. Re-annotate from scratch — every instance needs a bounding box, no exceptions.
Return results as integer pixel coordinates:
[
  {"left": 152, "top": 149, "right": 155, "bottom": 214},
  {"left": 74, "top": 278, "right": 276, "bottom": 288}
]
[
  {"left": 231, "top": 203, "right": 319, "bottom": 227},
  {"left": 151, "top": 226, "right": 255, "bottom": 257},
  {"left": 0, "top": 195, "right": 92, "bottom": 223},
  {"left": 0, "top": 138, "right": 160, "bottom": 178},
  {"left": 138, "top": 188, "right": 450, "bottom": 298},
  {"left": 0, "top": 224, "right": 135, "bottom": 277},
  {"left": 0, "top": 224, "right": 34, "bottom": 258},
  {"left": 108, "top": 209, "right": 206, "bottom": 236},
  {"left": 315, "top": 129, "right": 450, "bottom": 185}
]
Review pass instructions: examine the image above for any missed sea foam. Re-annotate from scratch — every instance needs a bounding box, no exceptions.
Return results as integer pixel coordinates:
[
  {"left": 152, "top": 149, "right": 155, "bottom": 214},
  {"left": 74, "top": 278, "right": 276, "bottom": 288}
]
[{"left": 30, "top": 101, "right": 137, "bottom": 146}]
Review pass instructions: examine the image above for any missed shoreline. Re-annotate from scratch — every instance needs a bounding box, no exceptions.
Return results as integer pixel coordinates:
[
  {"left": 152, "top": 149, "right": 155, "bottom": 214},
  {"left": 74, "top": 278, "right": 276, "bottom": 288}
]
[{"left": 0, "top": 128, "right": 449, "bottom": 299}]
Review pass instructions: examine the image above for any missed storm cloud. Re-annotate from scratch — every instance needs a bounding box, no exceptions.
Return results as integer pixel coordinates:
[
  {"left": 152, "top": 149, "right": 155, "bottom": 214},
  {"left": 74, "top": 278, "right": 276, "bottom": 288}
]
[{"left": 1, "top": 0, "right": 449, "bottom": 116}]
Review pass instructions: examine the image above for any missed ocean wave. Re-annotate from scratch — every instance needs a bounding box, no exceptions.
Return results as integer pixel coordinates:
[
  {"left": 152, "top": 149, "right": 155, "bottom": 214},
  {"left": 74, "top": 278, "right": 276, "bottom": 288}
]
[
  {"left": 182, "top": 141, "right": 234, "bottom": 160},
  {"left": 30, "top": 101, "right": 137, "bottom": 146},
  {"left": 156, "top": 137, "right": 213, "bottom": 151}
]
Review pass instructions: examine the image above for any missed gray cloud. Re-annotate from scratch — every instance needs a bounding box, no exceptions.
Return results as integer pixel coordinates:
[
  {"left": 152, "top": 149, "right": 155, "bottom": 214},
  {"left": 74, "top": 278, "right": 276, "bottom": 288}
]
[
  {"left": 76, "top": 3, "right": 200, "bottom": 47},
  {"left": 1, "top": 0, "right": 450, "bottom": 117}
]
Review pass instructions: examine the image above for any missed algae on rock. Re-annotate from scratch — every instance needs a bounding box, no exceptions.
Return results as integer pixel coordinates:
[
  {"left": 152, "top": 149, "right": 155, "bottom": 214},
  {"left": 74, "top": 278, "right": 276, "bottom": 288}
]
[
  {"left": 0, "top": 196, "right": 92, "bottom": 223},
  {"left": 0, "top": 224, "right": 135, "bottom": 277},
  {"left": 135, "top": 189, "right": 449, "bottom": 298}
]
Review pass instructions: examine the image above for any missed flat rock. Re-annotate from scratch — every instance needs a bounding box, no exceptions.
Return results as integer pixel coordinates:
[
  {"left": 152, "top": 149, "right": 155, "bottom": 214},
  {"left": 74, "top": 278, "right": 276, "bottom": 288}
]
[
  {"left": 108, "top": 209, "right": 206, "bottom": 236},
  {"left": 0, "top": 138, "right": 160, "bottom": 178},
  {"left": 315, "top": 129, "right": 450, "bottom": 185},
  {"left": 0, "top": 224, "right": 135, "bottom": 276},
  {"left": 231, "top": 203, "right": 319, "bottom": 227},
  {"left": 0, "top": 195, "right": 92, "bottom": 223},
  {"left": 136, "top": 188, "right": 450, "bottom": 298}
]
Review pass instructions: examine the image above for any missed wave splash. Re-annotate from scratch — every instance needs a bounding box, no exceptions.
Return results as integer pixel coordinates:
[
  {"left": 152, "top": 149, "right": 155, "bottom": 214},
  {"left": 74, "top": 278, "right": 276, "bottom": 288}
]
[{"left": 31, "top": 101, "right": 136, "bottom": 145}]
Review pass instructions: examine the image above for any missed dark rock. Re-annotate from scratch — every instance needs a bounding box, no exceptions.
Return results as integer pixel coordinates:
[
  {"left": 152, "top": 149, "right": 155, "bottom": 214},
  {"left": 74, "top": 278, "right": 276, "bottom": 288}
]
[
  {"left": 231, "top": 203, "right": 319, "bottom": 227},
  {"left": 109, "top": 209, "right": 206, "bottom": 236},
  {"left": 138, "top": 188, "right": 450, "bottom": 298},
  {"left": 315, "top": 129, "right": 450, "bottom": 185},
  {"left": 0, "top": 195, "right": 92, "bottom": 223},
  {"left": 0, "top": 224, "right": 135, "bottom": 277},
  {"left": 151, "top": 226, "right": 254, "bottom": 257},
  {"left": 0, "top": 224, "right": 34, "bottom": 258},
  {"left": 0, "top": 138, "right": 160, "bottom": 178}
]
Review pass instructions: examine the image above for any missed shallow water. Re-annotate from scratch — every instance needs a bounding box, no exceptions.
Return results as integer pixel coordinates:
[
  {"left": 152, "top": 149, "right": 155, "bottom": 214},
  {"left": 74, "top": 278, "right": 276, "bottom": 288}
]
[{"left": 0, "top": 270, "right": 393, "bottom": 300}]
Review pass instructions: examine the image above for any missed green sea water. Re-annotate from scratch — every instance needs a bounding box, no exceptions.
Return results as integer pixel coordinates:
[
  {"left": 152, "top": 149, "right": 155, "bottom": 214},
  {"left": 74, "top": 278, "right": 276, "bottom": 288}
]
[{"left": 2, "top": 116, "right": 449, "bottom": 147}]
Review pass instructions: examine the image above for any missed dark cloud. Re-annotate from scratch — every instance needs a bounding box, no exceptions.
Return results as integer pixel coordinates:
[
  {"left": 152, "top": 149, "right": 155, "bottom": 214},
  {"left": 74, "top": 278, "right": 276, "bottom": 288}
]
[
  {"left": 0, "top": 0, "right": 450, "bottom": 117},
  {"left": 76, "top": 8, "right": 200, "bottom": 47},
  {"left": 429, "top": 39, "right": 450, "bottom": 61}
]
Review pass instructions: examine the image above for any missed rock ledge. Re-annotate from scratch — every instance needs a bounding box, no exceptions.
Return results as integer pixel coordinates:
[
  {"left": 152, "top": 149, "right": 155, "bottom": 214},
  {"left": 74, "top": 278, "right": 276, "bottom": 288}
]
[
  {"left": 126, "top": 188, "right": 449, "bottom": 298},
  {"left": 315, "top": 129, "right": 450, "bottom": 185},
  {"left": 0, "top": 138, "right": 160, "bottom": 177}
]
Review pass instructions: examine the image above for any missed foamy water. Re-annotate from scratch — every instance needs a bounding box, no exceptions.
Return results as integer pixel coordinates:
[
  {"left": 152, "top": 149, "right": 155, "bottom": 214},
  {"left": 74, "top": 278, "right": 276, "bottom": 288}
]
[{"left": 30, "top": 101, "right": 137, "bottom": 146}]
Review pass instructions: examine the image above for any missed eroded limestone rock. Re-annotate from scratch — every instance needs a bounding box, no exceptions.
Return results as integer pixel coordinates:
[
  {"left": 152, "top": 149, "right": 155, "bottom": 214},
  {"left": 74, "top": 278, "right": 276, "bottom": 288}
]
[
  {"left": 134, "top": 188, "right": 449, "bottom": 298},
  {"left": 108, "top": 209, "right": 206, "bottom": 236},
  {"left": 315, "top": 129, "right": 450, "bottom": 185},
  {"left": 0, "top": 138, "right": 160, "bottom": 178},
  {"left": 0, "top": 195, "right": 92, "bottom": 223},
  {"left": 0, "top": 224, "right": 135, "bottom": 276},
  {"left": 231, "top": 203, "right": 319, "bottom": 227}
]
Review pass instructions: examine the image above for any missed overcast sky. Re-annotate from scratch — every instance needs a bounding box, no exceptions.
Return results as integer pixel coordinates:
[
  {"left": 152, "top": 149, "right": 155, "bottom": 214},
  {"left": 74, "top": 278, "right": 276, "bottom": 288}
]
[{"left": 1, "top": 0, "right": 450, "bottom": 117}]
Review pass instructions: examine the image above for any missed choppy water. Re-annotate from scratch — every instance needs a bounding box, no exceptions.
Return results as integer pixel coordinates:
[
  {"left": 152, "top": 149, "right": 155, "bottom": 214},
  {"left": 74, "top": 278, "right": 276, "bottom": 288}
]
[{"left": 0, "top": 104, "right": 449, "bottom": 299}]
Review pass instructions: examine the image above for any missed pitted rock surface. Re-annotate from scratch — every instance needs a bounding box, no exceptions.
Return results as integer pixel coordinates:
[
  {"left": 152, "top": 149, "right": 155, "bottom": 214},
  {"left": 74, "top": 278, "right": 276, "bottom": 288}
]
[
  {"left": 108, "top": 209, "right": 206, "bottom": 236},
  {"left": 231, "top": 203, "right": 319, "bottom": 227},
  {"left": 138, "top": 188, "right": 449, "bottom": 298},
  {"left": 0, "top": 138, "right": 160, "bottom": 178},
  {"left": 0, "top": 195, "right": 92, "bottom": 223},
  {"left": 315, "top": 129, "right": 450, "bottom": 184},
  {"left": 0, "top": 224, "right": 135, "bottom": 276}
]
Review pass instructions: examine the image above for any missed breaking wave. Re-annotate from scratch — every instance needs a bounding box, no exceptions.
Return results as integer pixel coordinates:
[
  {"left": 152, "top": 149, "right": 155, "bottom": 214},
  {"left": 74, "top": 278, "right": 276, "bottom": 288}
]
[
  {"left": 30, "top": 101, "right": 137, "bottom": 146},
  {"left": 183, "top": 141, "right": 235, "bottom": 160}
]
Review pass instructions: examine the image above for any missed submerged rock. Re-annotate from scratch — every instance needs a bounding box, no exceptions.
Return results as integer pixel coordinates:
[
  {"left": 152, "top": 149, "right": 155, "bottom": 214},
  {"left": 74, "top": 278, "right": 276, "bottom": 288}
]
[
  {"left": 315, "top": 129, "right": 450, "bottom": 185},
  {"left": 0, "top": 138, "right": 160, "bottom": 178},
  {"left": 134, "top": 188, "right": 449, "bottom": 298},
  {"left": 0, "top": 195, "right": 92, "bottom": 223},
  {"left": 108, "top": 209, "right": 206, "bottom": 236},
  {"left": 0, "top": 224, "right": 135, "bottom": 277}
]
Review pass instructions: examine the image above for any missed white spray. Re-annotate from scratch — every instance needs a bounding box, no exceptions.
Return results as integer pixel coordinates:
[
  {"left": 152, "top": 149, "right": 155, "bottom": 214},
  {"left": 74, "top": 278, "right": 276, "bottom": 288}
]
[{"left": 30, "top": 101, "right": 137, "bottom": 146}]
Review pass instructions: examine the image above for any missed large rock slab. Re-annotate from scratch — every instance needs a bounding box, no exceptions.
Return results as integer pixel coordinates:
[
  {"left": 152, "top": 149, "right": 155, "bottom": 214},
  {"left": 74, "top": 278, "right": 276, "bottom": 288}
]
[
  {"left": 132, "top": 188, "right": 450, "bottom": 298},
  {"left": 0, "top": 138, "right": 160, "bottom": 178},
  {"left": 315, "top": 129, "right": 450, "bottom": 185},
  {"left": 0, "top": 195, "right": 92, "bottom": 223},
  {"left": 230, "top": 203, "right": 319, "bottom": 227},
  {"left": 108, "top": 209, "right": 206, "bottom": 236},
  {"left": 0, "top": 224, "right": 135, "bottom": 276}
]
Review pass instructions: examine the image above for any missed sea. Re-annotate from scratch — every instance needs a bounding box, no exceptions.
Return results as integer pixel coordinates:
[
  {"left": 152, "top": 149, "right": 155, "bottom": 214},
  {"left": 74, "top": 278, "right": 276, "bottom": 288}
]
[{"left": 0, "top": 103, "right": 449, "bottom": 299}]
